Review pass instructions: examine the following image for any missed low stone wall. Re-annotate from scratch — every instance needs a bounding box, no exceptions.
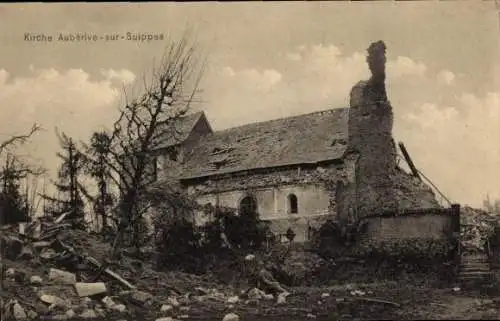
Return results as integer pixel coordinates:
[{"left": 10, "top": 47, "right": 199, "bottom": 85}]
[
  {"left": 312, "top": 206, "right": 460, "bottom": 285},
  {"left": 360, "top": 212, "right": 454, "bottom": 243},
  {"left": 353, "top": 207, "right": 460, "bottom": 257}
]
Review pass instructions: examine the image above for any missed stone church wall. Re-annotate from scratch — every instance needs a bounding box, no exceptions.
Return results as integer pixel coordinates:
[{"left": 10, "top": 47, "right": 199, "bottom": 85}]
[{"left": 183, "top": 163, "right": 354, "bottom": 242}]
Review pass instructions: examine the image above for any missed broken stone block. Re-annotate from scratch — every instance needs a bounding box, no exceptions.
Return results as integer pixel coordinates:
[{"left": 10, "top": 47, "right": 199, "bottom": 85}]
[
  {"left": 155, "top": 317, "right": 175, "bottom": 321},
  {"left": 32, "top": 241, "right": 52, "bottom": 248},
  {"left": 227, "top": 296, "right": 239, "bottom": 304},
  {"left": 30, "top": 275, "right": 43, "bottom": 285},
  {"left": 247, "top": 288, "right": 266, "bottom": 300},
  {"left": 101, "top": 296, "right": 126, "bottom": 313},
  {"left": 178, "top": 315, "right": 189, "bottom": 319},
  {"left": 222, "top": 313, "right": 240, "bottom": 321},
  {"left": 6, "top": 268, "right": 16, "bottom": 278},
  {"left": 52, "top": 315, "right": 69, "bottom": 320},
  {"left": 80, "top": 308, "right": 98, "bottom": 319},
  {"left": 102, "top": 296, "right": 115, "bottom": 308},
  {"left": 13, "top": 302, "right": 28, "bottom": 320},
  {"left": 130, "top": 290, "right": 154, "bottom": 305},
  {"left": 80, "top": 297, "right": 93, "bottom": 308},
  {"left": 74, "top": 282, "right": 107, "bottom": 297},
  {"left": 39, "top": 248, "right": 57, "bottom": 260},
  {"left": 112, "top": 304, "right": 126, "bottom": 313},
  {"left": 160, "top": 304, "right": 174, "bottom": 312},
  {"left": 65, "top": 309, "right": 76, "bottom": 319},
  {"left": 276, "top": 292, "right": 290, "bottom": 305},
  {"left": 263, "top": 294, "right": 274, "bottom": 300},
  {"left": 321, "top": 293, "right": 330, "bottom": 298},
  {"left": 49, "top": 268, "right": 77, "bottom": 285},
  {"left": 166, "top": 296, "right": 180, "bottom": 307},
  {"left": 39, "top": 294, "right": 68, "bottom": 310}
]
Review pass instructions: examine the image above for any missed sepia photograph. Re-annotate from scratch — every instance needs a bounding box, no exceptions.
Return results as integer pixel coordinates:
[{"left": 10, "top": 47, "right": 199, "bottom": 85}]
[{"left": 0, "top": 2, "right": 499, "bottom": 320}]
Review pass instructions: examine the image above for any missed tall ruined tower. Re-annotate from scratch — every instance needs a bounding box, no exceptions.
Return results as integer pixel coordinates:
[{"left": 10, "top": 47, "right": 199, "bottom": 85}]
[{"left": 347, "top": 41, "right": 398, "bottom": 219}]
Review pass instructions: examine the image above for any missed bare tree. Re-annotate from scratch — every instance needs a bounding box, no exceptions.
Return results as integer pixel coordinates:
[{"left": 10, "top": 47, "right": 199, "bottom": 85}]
[
  {"left": 0, "top": 124, "right": 42, "bottom": 224},
  {"left": 0, "top": 123, "right": 41, "bottom": 300},
  {"left": 82, "top": 35, "right": 204, "bottom": 256},
  {"left": 0, "top": 153, "right": 45, "bottom": 224},
  {"left": 80, "top": 130, "right": 115, "bottom": 233},
  {"left": 0, "top": 124, "right": 41, "bottom": 158}
]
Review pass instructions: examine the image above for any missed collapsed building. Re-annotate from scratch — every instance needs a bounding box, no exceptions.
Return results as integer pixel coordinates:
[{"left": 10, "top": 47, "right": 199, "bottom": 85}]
[{"left": 148, "top": 41, "right": 440, "bottom": 242}]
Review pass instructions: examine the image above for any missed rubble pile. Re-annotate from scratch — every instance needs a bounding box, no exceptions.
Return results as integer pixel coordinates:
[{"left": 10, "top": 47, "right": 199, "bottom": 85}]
[
  {"left": 460, "top": 207, "right": 498, "bottom": 253},
  {"left": 263, "top": 244, "right": 331, "bottom": 287},
  {"left": 0, "top": 213, "right": 299, "bottom": 320},
  {"left": 392, "top": 168, "right": 441, "bottom": 210},
  {"left": 0, "top": 213, "right": 228, "bottom": 320}
]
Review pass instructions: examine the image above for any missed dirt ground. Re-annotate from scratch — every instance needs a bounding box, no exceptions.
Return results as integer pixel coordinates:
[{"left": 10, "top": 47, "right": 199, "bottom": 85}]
[
  {"left": 111, "top": 282, "right": 500, "bottom": 321},
  {"left": 4, "top": 254, "right": 500, "bottom": 321}
]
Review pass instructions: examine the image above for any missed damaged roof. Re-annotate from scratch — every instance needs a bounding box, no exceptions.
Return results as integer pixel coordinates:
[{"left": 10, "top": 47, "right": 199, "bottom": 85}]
[
  {"left": 180, "top": 108, "right": 350, "bottom": 180},
  {"left": 153, "top": 111, "right": 208, "bottom": 149}
]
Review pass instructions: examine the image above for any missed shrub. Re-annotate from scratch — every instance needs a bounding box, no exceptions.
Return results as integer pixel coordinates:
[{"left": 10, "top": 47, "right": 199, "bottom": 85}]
[
  {"left": 154, "top": 203, "right": 274, "bottom": 274},
  {"left": 155, "top": 218, "right": 203, "bottom": 273}
]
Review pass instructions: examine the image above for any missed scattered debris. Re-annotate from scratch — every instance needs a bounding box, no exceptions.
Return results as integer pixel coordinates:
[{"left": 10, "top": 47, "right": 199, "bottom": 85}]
[
  {"left": 222, "top": 312, "right": 240, "bottom": 321},
  {"left": 156, "top": 317, "right": 176, "bottom": 321},
  {"left": 65, "top": 309, "right": 76, "bottom": 319},
  {"left": 350, "top": 290, "right": 366, "bottom": 296},
  {"left": 49, "top": 268, "right": 77, "bottom": 285},
  {"left": 12, "top": 301, "right": 28, "bottom": 320},
  {"left": 166, "top": 295, "right": 180, "bottom": 307},
  {"left": 30, "top": 275, "right": 43, "bottom": 285},
  {"left": 102, "top": 296, "right": 126, "bottom": 313},
  {"left": 461, "top": 207, "right": 497, "bottom": 253},
  {"left": 79, "top": 308, "right": 98, "bottom": 319},
  {"left": 160, "top": 304, "right": 174, "bottom": 312},
  {"left": 276, "top": 292, "right": 290, "bottom": 305},
  {"left": 74, "top": 282, "right": 107, "bottom": 297}
]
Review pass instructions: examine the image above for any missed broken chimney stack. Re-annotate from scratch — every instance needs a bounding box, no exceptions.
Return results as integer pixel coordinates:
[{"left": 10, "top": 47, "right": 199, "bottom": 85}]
[{"left": 347, "top": 40, "right": 398, "bottom": 219}]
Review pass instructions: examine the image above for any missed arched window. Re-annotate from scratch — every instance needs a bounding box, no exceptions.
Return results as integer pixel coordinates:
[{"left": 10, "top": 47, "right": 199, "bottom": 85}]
[
  {"left": 288, "top": 194, "right": 298, "bottom": 214},
  {"left": 239, "top": 195, "right": 258, "bottom": 218}
]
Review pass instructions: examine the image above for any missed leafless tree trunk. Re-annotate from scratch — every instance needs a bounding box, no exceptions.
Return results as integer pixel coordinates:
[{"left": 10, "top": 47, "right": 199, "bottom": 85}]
[
  {"left": 0, "top": 123, "right": 41, "bottom": 309},
  {"left": 83, "top": 34, "right": 204, "bottom": 257}
]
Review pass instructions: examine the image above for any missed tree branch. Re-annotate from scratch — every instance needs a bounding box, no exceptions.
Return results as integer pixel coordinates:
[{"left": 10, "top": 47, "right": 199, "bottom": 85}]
[{"left": 0, "top": 123, "right": 41, "bottom": 156}]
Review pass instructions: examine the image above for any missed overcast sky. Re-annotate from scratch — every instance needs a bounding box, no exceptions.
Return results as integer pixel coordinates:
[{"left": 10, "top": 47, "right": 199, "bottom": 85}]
[{"left": 0, "top": 2, "right": 498, "bottom": 207}]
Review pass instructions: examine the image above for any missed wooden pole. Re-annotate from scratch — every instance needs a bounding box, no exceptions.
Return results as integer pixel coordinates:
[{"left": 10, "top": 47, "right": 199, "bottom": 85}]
[{"left": 398, "top": 142, "right": 421, "bottom": 180}]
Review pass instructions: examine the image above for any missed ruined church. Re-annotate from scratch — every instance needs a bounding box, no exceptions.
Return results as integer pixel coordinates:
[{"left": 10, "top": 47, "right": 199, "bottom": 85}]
[{"left": 150, "top": 41, "right": 439, "bottom": 242}]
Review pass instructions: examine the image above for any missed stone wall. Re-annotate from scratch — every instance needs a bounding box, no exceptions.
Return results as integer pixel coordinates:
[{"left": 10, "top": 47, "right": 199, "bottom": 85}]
[
  {"left": 360, "top": 212, "right": 454, "bottom": 243},
  {"left": 183, "top": 162, "right": 353, "bottom": 241}
]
